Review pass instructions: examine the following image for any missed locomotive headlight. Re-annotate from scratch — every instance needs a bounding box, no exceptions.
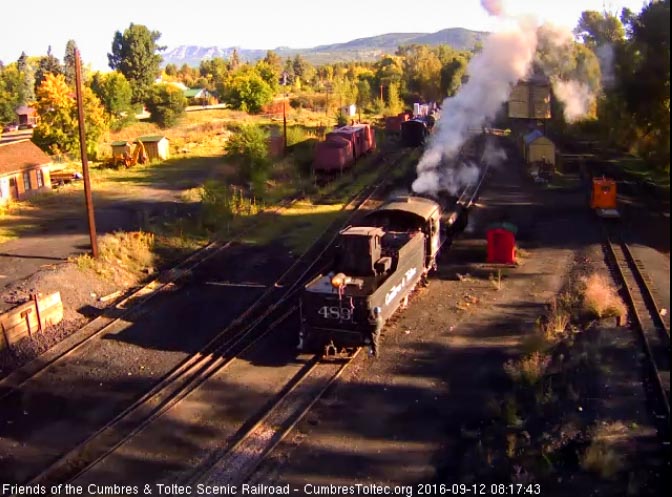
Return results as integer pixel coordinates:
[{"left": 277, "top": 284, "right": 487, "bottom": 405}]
[{"left": 331, "top": 272, "right": 347, "bottom": 288}]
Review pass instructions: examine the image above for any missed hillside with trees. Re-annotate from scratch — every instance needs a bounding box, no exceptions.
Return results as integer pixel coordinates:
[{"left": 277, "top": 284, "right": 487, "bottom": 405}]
[{"left": 0, "top": 2, "right": 668, "bottom": 176}]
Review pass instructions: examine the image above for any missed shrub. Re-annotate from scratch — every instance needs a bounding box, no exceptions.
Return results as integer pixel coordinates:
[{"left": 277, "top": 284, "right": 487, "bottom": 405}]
[
  {"left": 291, "top": 138, "right": 318, "bottom": 177},
  {"left": 70, "top": 231, "right": 155, "bottom": 283},
  {"left": 225, "top": 124, "right": 271, "bottom": 191},
  {"left": 544, "top": 295, "right": 572, "bottom": 338},
  {"left": 146, "top": 84, "right": 187, "bottom": 128},
  {"left": 199, "top": 180, "right": 258, "bottom": 231},
  {"left": 503, "top": 352, "right": 551, "bottom": 386},
  {"left": 581, "top": 273, "right": 627, "bottom": 320}
]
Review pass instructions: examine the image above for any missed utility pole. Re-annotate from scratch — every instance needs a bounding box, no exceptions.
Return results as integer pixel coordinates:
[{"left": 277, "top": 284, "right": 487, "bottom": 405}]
[
  {"left": 283, "top": 97, "right": 288, "bottom": 155},
  {"left": 74, "top": 47, "right": 99, "bottom": 258}
]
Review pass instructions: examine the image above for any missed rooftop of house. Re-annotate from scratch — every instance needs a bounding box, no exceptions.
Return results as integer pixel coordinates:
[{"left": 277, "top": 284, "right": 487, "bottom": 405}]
[
  {"left": 0, "top": 140, "right": 51, "bottom": 176},
  {"left": 136, "top": 135, "right": 168, "bottom": 143}
]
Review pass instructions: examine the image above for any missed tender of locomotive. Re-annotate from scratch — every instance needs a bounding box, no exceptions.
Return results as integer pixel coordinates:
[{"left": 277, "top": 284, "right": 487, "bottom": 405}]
[{"left": 299, "top": 196, "right": 443, "bottom": 356}]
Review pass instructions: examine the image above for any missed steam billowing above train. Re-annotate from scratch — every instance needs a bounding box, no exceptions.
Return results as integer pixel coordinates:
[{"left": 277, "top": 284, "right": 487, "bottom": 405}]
[{"left": 412, "top": 0, "right": 603, "bottom": 197}]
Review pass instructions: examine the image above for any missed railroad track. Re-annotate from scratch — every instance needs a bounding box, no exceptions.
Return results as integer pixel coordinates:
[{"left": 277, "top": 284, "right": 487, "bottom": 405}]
[
  {"left": 603, "top": 224, "right": 670, "bottom": 425},
  {"left": 23, "top": 150, "right": 413, "bottom": 489},
  {"left": 189, "top": 350, "right": 359, "bottom": 487},
  {"left": 0, "top": 195, "right": 299, "bottom": 401},
  {"left": 185, "top": 162, "right": 492, "bottom": 488}
]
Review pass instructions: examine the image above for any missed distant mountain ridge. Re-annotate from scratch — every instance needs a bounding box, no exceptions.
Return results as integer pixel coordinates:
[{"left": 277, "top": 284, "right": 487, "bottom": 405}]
[{"left": 162, "top": 28, "right": 486, "bottom": 67}]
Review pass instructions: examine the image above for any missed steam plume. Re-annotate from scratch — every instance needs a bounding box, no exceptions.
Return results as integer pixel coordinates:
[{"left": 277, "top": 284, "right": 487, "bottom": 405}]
[
  {"left": 481, "top": 0, "right": 505, "bottom": 17},
  {"left": 412, "top": 13, "right": 538, "bottom": 195},
  {"left": 535, "top": 23, "right": 601, "bottom": 123},
  {"left": 553, "top": 80, "right": 594, "bottom": 122},
  {"left": 412, "top": 4, "right": 603, "bottom": 195}
]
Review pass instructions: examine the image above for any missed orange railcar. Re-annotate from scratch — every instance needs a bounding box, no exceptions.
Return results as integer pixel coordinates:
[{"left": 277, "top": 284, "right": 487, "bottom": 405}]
[{"left": 591, "top": 177, "right": 620, "bottom": 218}]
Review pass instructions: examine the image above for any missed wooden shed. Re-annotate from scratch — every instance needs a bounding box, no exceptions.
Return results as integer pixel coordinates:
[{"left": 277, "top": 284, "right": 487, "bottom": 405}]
[
  {"left": 523, "top": 130, "right": 555, "bottom": 166},
  {"left": 15, "top": 105, "right": 38, "bottom": 127},
  {"left": 111, "top": 140, "right": 132, "bottom": 161},
  {"left": 136, "top": 136, "right": 170, "bottom": 161},
  {"left": 0, "top": 140, "right": 52, "bottom": 203}
]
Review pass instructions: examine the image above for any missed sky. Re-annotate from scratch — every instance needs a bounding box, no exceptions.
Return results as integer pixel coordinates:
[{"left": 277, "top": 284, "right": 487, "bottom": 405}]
[{"left": 1, "top": 0, "right": 648, "bottom": 71}]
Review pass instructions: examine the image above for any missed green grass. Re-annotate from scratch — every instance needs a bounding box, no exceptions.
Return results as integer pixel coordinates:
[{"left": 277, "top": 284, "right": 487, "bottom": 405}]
[{"left": 241, "top": 201, "right": 346, "bottom": 254}]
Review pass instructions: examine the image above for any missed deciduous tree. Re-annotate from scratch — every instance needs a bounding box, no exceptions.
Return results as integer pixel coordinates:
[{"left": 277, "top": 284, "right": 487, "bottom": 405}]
[
  {"left": 145, "top": 84, "right": 187, "bottom": 128},
  {"left": 90, "top": 71, "right": 134, "bottom": 129},
  {"left": 222, "top": 67, "right": 274, "bottom": 113},
  {"left": 32, "top": 73, "right": 107, "bottom": 157}
]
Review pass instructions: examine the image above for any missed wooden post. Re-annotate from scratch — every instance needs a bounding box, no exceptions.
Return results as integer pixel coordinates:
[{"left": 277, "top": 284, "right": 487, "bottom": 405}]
[
  {"left": 283, "top": 99, "right": 288, "bottom": 155},
  {"left": 0, "top": 322, "right": 7, "bottom": 351},
  {"left": 20, "top": 308, "right": 33, "bottom": 337},
  {"left": 33, "top": 293, "right": 43, "bottom": 332}
]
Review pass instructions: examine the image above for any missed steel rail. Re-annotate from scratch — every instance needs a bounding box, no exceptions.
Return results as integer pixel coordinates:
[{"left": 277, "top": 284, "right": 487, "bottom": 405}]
[
  {"left": 602, "top": 224, "right": 670, "bottom": 421},
  {"left": 191, "top": 349, "right": 360, "bottom": 487}
]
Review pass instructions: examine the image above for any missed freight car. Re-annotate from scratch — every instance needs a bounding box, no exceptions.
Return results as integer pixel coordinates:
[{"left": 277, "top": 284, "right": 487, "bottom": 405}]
[
  {"left": 400, "top": 118, "right": 429, "bottom": 147},
  {"left": 313, "top": 123, "right": 376, "bottom": 176},
  {"left": 299, "top": 195, "right": 449, "bottom": 357}
]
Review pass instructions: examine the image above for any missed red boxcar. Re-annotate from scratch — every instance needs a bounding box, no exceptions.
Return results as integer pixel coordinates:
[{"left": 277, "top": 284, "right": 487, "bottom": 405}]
[
  {"left": 313, "top": 136, "right": 354, "bottom": 174},
  {"left": 326, "top": 124, "right": 374, "bottom": 159}
]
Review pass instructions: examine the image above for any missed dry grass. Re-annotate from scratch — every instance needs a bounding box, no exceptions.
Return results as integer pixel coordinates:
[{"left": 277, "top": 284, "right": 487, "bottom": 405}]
[
  {"left": 503, "top": 352, "right": 551, "bottom": 386},
  {"left": 489, "top": 269, "right": 504, "bottom": 290},
  {"left": 71, "top": 231, "right": 155, "bottom": 285},
  {"left": 581, "top": 273, "right": 627, "bottom": 320},
  {"left": 580, "top": 421, "right": 628, "bottom": 479},
  {"left": 545, "top": 295, "right": 572, "bottom": 338}
]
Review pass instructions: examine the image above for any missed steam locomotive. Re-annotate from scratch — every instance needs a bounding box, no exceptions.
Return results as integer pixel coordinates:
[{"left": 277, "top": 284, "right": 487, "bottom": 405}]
[{"left": 299, "top": 194, "right": 461, "bottom": 357}]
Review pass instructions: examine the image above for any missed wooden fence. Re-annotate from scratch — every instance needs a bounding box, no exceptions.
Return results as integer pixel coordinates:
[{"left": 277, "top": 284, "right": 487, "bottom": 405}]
[{"left": 0, "top": 292, "right": 63, "bottom": 351}]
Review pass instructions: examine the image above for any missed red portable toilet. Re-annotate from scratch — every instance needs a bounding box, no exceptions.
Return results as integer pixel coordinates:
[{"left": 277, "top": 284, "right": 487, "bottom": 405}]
[{"left": 486, "top": 222, "right": 518, "bottom": 265}]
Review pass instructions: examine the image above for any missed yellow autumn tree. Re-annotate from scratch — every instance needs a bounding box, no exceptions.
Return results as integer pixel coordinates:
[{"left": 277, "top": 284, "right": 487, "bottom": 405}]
[{"left": 33, "top": 73, "right": 108, "bottom": 157}]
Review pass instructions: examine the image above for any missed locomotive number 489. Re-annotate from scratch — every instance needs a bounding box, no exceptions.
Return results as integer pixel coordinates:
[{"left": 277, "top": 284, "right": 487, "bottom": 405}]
[{"left": 318, "top": 306, "right": 353, "bottom": 320}]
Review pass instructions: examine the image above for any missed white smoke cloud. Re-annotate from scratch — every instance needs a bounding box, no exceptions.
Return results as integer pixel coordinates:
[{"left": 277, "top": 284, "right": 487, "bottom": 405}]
[
  {"left": 595, "top": 44, "right": 615, "bottom": 88},
  {"left": 412, "top": 15, "right": 538, "bottom": 196},
  {"left": 535, "top": 23, "right": 600, "bottom": 122},
  {"left": 553, "top": 80, "right": 595, "bottom": 122},
  {"left": 481, "top": 0, "right": 505, "bottom": 17},
  {"left": 482, "top": 138, "right": 508, "bottom": 167}
]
